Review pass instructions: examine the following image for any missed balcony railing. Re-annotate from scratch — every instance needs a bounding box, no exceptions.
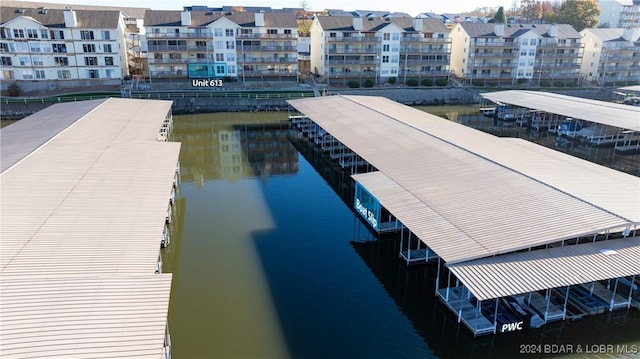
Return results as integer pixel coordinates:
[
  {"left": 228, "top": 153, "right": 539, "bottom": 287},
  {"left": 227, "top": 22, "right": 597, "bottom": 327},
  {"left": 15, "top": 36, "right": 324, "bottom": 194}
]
[
  {"left": 237, "top": 33, "right": 297, "bottom": 39},
  {"left": 147, "top": 32, "right": 211, "bottom": 38},
  {"left": 148, "top": 45, "right": 188, "bottom": 51},
  {"left": 328, "top": 48, "right": 380, "bottom": 54},
  {"left": 401, "top": 36, "right": 451, "bottom": 44},
  {"left": 327, "top": 36, "right": 381, "bottom": 42},
  {"left": 149, "top": 58, "right": 187, "bottom": 64},
  {"left": 242, "top": 57, "right": 297, "bottom": 63}
]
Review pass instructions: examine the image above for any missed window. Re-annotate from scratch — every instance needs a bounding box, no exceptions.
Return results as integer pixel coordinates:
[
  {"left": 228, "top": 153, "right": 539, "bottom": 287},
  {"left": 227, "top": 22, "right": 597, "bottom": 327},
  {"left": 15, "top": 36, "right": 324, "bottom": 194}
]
[
  {"left": 32, "top": 57, "right": 44, "bottom": 66},
  {"left": 101, "top": 30, "right": 111, "bottom": 40},
  {"left": 19, "top": 56, "right": 29, "bottom": 66},
  {"left": 391, "top": 56, "right": 398, "bottom": 63},
  {"left": 87, "top": 69, "right": 99, "bottom": 78},
  {"left": 267, "top": 29, "right": 278, "bottom": 35},
  {"left": 103, "top": 44, "right": 112, "bottom": 53},
  {"left": 329, "top": 32, "right": 336, "bottom": 38},
  {"left": 57, "top": 70, "right": 71, "bottom": 79},
  {"left": 382, "top": 56, "right": 389, "bottom": 63},
  {"left": 53, "top": 43, "right": 67, "bottom": 53},
  {"left": 27, "top": 29, "right": 39, "bottom": 38},
  {"left": 80, "top": 30, "right": 95, "bottom": 40},
  {"left": 0, "top": 42, "right": 13, "bottom": 52},
  {"left": 105, "top": 69, "right": 115, "bottom": 78},
  {"left": 228, "top": 65, "right": 236, "bottom": 74},
  {"left": 50, "top": 30, "right": 64, "bottom": 40},
  {"left": 105, "top": 57, "right": 114, "bottom": 66},
  {"left": 3, "top": 70, "right": 15, "bottom": 79},
  {"left": 169, "top": 53, "right": 181, "bottom": 59},
  {"left": 13, "top": 29, "right": 25, "bottom": 38},
  {"left": 284, "top": 29, "right": 292, "bottom": 35},
  {"left": 30, "top": 43, "right": 41, "bottom": 52},
  {"left": 383, "top": 33, "right": 390, "bottom": 41},
  {"left": 227, "top": 53, "right": 235, "bottom": 61},
  {"left": 226, "top": 29, "right": 234, "bottom": 37},
  {"left": 216, "top": 53, "right": 224, "bottom": 61},
  {"left": 214, "top": 28, "right": 223, "bottom": 36},
  {"left": 529, "top": 49, "right": 535, "bottom": 56},
  {"left": 1, "top": 57, "right": 11, "bottom": 66},
  {"left": 54, "top": 57, "right": 68, "bottom": 66},
  {"left": 215, "top": 41, "right": 223, "bottom": 50},
  {"left": 437, "top": 33, "right": 444, "bottom": 39},
  {"left": 530, "top": 39, "right": 536, "bottom": 45},
  {"left": 392, "top": 33, "right": 399, "bottom": 41},
  {"left": 196, "top": 53, "right": 206, "bottom": 59},
  {"left": 383, "top": 44, "right": 389, "bottom": 52},
  {"left": 83, "top": 44, "right": 96, "bottom": 53},
  {"left": 215, "top": 65, "right": 225, "bottom": 74},
  {"left": 40, "top": 29, "right": 48, "bottom": 39},
  {"left": 22, "top": 70, "right": 34, "bottom": 79},
  {"left": 195, "top": 40, "right": 206, "bottom": 48},
  {"left": 35, "top": 70, "right": 45, "bottom": 79},
  {"left": 84, "top": 57, "right": 98, "bottom": 65},
  {"left": 226, "top": 41, "right": 234, "bottom": 49}
]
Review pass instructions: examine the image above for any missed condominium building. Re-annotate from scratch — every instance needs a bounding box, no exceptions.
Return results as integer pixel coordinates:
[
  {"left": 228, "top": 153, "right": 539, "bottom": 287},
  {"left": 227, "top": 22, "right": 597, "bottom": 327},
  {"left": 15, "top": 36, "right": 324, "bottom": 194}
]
[
  {"left": 0, "top": 6, "right": 131, "bottom": 92},
  {"left": 143, "top": 8, "right": 298, "bottom": 82},
  {"left": 580, "top": 27, "right": 640, "bottom": 84},
  {"left": 450, "top": 23, "right": 583, "bottom": 85},
  {"left": 310, "top": 15, "right": 452, "bottom": 85},
  {"left": 599, "top": 0, "right": 640, "bottom": 28}
]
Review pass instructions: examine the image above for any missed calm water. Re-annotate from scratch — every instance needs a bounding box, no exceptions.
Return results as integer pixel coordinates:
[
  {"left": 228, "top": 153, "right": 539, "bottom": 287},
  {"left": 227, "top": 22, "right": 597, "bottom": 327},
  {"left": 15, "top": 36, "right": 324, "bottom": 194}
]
[{"left": 165, "top": 109, "right": 640, "bottom": 359}]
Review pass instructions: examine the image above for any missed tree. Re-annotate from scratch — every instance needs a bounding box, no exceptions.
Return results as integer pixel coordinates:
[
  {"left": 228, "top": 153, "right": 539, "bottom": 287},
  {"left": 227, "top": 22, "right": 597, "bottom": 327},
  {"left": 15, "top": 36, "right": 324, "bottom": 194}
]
[
  {"left": 493, "top": 6, "right": 507, "bottom": 24},
  {"left": 521, "top": 0, "right": 543, "bottom": 22},
  {"left": 552, "top": 0, "right": 600, "bottom": 31},
  {"left": 541, "top": 1, "right": 557, "bottom": 21}
]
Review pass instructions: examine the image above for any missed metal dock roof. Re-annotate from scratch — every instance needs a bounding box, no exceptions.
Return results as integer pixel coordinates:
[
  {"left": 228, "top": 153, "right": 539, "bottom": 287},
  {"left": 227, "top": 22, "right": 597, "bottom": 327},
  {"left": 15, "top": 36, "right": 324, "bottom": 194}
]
[
  {"left": 0, "top": 275, "right": 172, "bottom": 358},
  {"left": 479, "top": 90, "right": 640, "bottom": 131},
  {"left": 0, "top": 98, "right": 178, "bottom": 358},
  {"left": 288, "top": 95, "right": 639, "bottom": 264},
  {"left": 449, "top": 236, "right": 640, "bottom": 301}
]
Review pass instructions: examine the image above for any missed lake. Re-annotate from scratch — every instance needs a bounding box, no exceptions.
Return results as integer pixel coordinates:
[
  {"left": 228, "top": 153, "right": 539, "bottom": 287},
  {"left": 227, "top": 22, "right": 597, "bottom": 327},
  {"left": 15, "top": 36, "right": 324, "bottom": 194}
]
[{"left": 164, "top": 108, "right": 640, "bottom": 358}]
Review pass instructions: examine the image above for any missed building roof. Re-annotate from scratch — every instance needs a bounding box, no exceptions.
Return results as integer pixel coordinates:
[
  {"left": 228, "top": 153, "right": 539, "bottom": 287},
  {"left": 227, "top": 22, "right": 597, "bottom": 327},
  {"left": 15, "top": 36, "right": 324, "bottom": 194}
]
[
  {"left": 288, "top": 95, "right": 637, "bottom": 264},
  {"left": 143, "top": 9, "right": 298, "bottom": 28},
  {"left": 0, "top": 6, "right": 122, "bottom": 28},
  {"left": 449, "top": 236, "right": 640, "bottom": 300},
  {"left": 581, "top": 27, "right": 640, "bottom": 42},
  {"left": 2, "top": 0, "right": 149, "bottom": 19},
  {"left": 460, "top": 23, "right": 581, "bottom": 39},
  {"left": 480, "top": 90, "right": 640, "bottom": 132},
  {"left": 315, "top": 15, "right": 448, "bottom": 33},
  {"left": 0, "top": 274, "right": 172, "bottom": 358}
]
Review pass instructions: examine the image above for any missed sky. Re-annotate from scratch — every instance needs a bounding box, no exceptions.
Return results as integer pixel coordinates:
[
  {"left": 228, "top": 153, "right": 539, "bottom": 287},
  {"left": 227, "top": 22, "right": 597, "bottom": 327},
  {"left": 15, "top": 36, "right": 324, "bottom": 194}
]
[{"left": 26, "top": 0, "right": 519, "bottom": 16}]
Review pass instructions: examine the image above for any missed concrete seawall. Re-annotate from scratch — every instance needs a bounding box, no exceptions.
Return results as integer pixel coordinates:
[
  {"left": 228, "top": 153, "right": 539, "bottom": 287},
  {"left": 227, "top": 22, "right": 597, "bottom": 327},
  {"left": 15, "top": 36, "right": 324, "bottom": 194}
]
[{"left": 1, "top": 87, "right": 617, "bottom": 120}]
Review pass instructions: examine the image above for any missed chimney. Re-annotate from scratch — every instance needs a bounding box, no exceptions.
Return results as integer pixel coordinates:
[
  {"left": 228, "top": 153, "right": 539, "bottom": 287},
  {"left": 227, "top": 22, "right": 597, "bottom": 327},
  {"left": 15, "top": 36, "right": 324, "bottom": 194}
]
[
  {"left": 548, "top": 24, "right": 557, "bottom": 37},
  {"left": 255, "top": 12, "right": 264, "bottom": 27},
  {"left": 622, "top": 27, "right": 638, "bottom": 41},
  {"left": 181, "top": 11, "right": 191, "bottom": 26},
  {"left": 64, "top": 9, "right": 77, "bottom": 28},
  {"left": 494, "top": 23, "right": 504, "bottom": 37},
  {"left": 413, "top": 18, "right": 423, "bottom": 32},
  {"left": 352, "top": 17, "right": 363, "bottom": 31}
]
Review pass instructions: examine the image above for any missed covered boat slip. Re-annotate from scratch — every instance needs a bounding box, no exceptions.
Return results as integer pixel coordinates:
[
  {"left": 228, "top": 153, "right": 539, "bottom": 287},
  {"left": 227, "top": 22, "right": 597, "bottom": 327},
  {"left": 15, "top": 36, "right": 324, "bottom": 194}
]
[
  {"left": 0, "top": 98, "right": 179, "bottom": 358},
  {"left": 288, "top": 95, "right": 640, "bottom": 335}
]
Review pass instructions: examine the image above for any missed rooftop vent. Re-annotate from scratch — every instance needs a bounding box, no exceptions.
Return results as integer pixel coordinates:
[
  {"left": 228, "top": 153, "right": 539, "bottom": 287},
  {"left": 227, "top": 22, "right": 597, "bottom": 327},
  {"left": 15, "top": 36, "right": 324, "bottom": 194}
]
[
  {"left": 15, "top": 9, "right": 25, "bottom": 13},
  {"left": 599, "top": 249, "right": 618, "bottom": 256}
]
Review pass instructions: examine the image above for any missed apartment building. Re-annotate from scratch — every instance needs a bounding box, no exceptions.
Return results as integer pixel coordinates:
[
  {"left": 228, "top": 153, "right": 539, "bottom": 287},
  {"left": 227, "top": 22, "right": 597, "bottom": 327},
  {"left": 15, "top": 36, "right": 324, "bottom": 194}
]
[
  {"left": 143, "top": 8, "right": 298, "bottom": 82},
  {"left": 580, "top": 27, "right": 640, "bottom": 85},
  {"left": 599, "top": 0, "right": 640, "bottom": 28},
  {"left": 0, "top": 6, "right": 130, "bottom": 92},
  {"left": 310, "top": 15, "right": 452, "bottom": 85},
  {"left": 450, "top": 23, "right": 583, "bottom": 86}
]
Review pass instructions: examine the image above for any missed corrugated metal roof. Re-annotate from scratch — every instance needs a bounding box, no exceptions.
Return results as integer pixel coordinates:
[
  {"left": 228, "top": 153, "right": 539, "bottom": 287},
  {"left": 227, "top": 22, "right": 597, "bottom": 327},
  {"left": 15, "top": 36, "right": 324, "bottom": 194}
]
[
  {"left": 480, "top": 90, "right": 640, "bottom": 131},
  {"left": 1, "top": 99, "right": 106, "bottom": 173},
  {"left": 0, "top": 275, "right": 172, "bottom": 358},
  {"left": 288, "top": 95, "right": 638, "bottom": 264},
  {"left": 449, "top": 236, "right": 640, "bottom": 300},
  {"left": 0, "top": 98, "right": 178, "bottom": 358},
  {"left": 346, "top": 95, "right": 640, "bottom": 222}
]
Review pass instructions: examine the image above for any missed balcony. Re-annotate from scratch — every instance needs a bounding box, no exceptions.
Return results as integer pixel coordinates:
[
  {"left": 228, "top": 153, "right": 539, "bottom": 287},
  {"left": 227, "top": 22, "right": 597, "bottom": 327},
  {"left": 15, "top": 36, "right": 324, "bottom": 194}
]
[
  {"left": 149, "top": 58, "right": 188, "bottom": 64},
  {"left": 401, "top": 36, "right": 451, "bottom": 44},
  {"left": 242, "top": 57, "right": 297, "bottom": 64},
  {"left": 260, "top": 46, "right": 297, "bottom": 52},
  {"left": 188, "top": 45, "right": 210, "bottom": 51}
]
